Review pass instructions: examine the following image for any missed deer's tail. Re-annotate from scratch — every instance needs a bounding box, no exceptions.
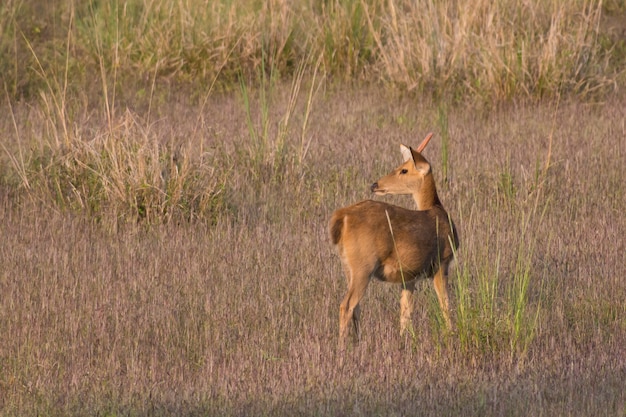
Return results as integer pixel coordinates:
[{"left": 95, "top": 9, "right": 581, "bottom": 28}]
[{"left": 329, "top": 211, "right": 345, "bottom": 245}]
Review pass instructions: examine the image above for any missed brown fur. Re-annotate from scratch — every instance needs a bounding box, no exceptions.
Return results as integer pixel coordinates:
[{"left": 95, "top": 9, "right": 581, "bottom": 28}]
[{"left": 329, "top": 134, "right": 459, "bottom": 348}]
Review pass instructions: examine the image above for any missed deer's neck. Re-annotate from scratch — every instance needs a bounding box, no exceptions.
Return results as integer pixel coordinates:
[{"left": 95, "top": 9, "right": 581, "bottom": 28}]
[{"left": 413, "top": 174, "right": 442, "bottom": 210}]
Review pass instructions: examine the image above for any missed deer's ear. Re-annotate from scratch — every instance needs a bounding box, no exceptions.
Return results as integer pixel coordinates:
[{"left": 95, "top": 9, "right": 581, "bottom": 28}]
[
  {"left": 400, "top": 144, "right": 414, "bottom": 163},
  {"left": 415, "top": 160, "right": 431, "bottom": 175}
]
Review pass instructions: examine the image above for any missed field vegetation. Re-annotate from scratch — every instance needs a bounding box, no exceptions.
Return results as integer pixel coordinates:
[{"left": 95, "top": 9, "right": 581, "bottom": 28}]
[{"left": 1, "top": 0, "right": 625, "bottom": 415}]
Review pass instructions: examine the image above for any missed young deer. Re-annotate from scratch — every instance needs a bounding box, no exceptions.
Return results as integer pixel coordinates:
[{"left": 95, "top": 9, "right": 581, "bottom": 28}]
[{"left": 329, "top": 133, "right": 459, "bottom": 347}]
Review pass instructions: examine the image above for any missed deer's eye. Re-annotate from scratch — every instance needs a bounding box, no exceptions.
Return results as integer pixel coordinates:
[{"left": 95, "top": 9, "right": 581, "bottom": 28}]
[{"left": 400, "top": 169, "right": 408, "bottom": 174}]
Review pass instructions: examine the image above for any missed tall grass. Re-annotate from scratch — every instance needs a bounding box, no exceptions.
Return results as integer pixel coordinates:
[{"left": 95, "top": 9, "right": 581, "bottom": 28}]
[
  {"left": 454, "top": 211, "right": 543, "bottom": 364},
  {"left": 365, "top": 0, "right": 617, "bottom": 98},
  {"left": 1, "top": 0, "right": 623, "bottom": 102},
  {"left": 239, "top": 54, "right": 322, "bottom": 186}
]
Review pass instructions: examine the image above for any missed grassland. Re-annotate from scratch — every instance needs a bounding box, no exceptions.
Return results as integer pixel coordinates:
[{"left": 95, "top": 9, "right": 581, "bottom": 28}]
[{"left": 1, "top": 0, "right": 626, "bottom": 415}]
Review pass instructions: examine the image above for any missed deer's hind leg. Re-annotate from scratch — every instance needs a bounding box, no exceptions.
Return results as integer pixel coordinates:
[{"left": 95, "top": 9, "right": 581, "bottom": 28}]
[
  {"left": 339, "top": 261, "right": 371, "bottom": 349},
  {"left": 433, "top": 264, "right": 452, "bottom": 329}
]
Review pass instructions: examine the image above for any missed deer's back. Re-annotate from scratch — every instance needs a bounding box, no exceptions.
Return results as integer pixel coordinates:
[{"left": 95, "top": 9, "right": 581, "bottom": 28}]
[{"left": 330, "top": 200, "right": 457, "bottom": 283}]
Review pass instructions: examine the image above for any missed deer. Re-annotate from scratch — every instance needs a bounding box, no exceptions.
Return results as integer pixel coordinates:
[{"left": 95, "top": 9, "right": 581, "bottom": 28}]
[{"left": 329, "top": 133, "right": 459, "bottom": 348}]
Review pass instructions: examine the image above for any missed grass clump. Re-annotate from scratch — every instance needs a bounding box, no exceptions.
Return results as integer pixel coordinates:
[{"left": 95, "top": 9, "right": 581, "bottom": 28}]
[
  {"left": 3, "top": 98, "right": 228, "bottom": 223},
  {"left": 239, "top": 53, "right": 322, "bottom": 188},
  {"left": 454, "top": 218, "right": 542, "bottom": 364}
]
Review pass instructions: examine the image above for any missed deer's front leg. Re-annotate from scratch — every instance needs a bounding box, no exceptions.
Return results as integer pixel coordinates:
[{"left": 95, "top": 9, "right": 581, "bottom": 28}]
[
  {"left": 433, "top": 266, "right": 452, "bottom": 330},
  {"left": 400, "top": 281, "right": 416, "bottom": 335}
]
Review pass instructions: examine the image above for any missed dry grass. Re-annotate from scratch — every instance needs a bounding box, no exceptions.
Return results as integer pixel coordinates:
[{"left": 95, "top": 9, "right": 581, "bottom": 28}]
[
  {"left": 1, "top": 0, "right": 626, "bottom": 415},
  {"left": 1, "top": 83, "right": 626, "bottom": 415}
]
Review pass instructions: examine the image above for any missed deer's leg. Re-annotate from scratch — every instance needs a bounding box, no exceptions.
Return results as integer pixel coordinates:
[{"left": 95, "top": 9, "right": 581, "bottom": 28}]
[
  {"left": 400, "top": 281, "right": 416, "bottom": 335},
  {"left": 339, "top": 266, "right": 370, "bottom": 348},
  {"left": 433, "top": 265, "right": 452, "bottom": 329}
]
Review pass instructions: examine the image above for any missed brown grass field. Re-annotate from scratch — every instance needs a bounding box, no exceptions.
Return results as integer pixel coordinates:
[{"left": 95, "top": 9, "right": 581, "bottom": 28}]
[
  {"left": 1, "top": 0, "right": 626, "bottom": 415},
  {"left": 2, "top": 86, "right": 625, "bottom": 415}
]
